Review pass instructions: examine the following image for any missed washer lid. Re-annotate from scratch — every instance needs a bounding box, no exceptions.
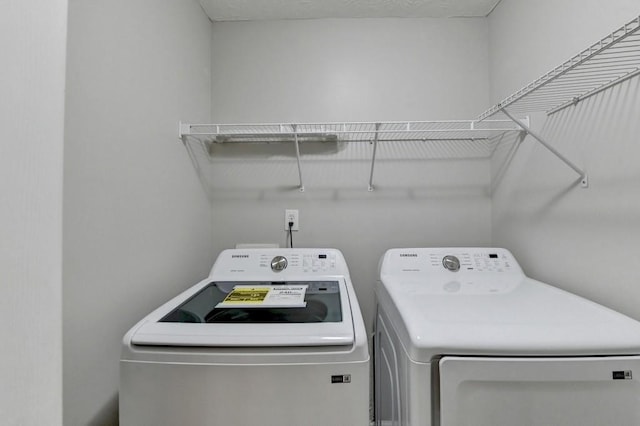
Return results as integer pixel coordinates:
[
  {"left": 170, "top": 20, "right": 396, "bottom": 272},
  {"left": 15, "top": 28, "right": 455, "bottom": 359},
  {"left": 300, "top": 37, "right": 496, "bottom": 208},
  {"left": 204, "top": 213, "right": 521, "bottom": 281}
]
[
  {"left": 378, "top": 248, "right": 640, "bottom": 361},
  {"left": 130, "top": 280, "right": 355, "bottom": 347}
]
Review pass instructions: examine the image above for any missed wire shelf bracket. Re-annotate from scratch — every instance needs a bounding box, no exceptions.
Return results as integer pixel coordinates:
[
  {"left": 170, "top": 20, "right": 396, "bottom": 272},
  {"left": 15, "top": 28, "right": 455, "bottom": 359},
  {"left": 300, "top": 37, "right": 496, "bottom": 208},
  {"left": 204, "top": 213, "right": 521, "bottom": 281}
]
[
  {"left": 368, "top": 123, "right": 380, "bottom": 192},
  {"left": 477, "top": 15, "right": 640, "bottom": 189},
  {"left": 292, "top": 124, "right": 305, "bottom": 192},
  {"left": 501, "top": 108, "right": 588, "bottom": 188}
]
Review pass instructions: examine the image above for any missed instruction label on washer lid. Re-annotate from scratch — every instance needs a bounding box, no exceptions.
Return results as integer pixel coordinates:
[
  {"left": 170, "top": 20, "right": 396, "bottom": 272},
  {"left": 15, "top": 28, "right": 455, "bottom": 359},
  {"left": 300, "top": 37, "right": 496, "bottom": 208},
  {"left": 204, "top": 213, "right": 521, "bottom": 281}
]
[{"left": 216, "top": 285, "right": 308, "bottom": 308}]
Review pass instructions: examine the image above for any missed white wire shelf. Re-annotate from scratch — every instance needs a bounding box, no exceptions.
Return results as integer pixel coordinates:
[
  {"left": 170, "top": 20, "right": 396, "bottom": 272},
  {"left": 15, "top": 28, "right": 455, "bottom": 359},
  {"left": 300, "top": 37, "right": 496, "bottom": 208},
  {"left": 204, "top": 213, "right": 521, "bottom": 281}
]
[
  {"left": 179, "top": 16, "right": 640, "bottom": 192},
  {"left": 179, "top": 120, "right": 526, "bottom": 192},
  {"left": 479, "top": 15, "right": 640, "bottom": 120},
  {"left": 180, "top": 120, "right": 523, "bottom": 144}
]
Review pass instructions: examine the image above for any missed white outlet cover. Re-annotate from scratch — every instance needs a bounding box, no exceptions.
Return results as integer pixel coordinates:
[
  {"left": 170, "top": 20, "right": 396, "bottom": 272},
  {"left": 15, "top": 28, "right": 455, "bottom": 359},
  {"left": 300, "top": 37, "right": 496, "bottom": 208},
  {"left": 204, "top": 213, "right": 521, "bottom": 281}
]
[{"left": 285, "top": 209, "right": 299, "bottom": 231}]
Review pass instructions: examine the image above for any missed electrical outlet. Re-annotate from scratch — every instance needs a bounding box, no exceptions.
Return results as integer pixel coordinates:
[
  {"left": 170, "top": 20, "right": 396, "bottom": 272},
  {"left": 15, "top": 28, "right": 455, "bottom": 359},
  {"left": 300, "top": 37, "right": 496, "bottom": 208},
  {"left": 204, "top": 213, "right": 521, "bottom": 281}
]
[{"left": 284, "top": 209, "right": 299, "bottom": 231}]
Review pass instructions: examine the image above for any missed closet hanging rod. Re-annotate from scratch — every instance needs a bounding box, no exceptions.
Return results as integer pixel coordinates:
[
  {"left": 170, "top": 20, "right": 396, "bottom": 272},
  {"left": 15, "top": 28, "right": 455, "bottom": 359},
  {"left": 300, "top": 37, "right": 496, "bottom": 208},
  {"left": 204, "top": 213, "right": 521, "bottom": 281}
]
[{"left": 188, "top": 136, "right": 506, "bottom": 144}]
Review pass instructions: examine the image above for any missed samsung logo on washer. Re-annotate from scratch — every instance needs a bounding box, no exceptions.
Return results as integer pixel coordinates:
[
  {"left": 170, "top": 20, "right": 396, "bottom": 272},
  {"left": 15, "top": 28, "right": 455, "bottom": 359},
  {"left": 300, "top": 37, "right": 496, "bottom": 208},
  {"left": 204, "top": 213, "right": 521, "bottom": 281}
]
[
  {"left": 231, "top": 255, "right": 249, "bottom": 259},
  {"left": 400, "top": 253, "right": 418, "bottom": 257}
]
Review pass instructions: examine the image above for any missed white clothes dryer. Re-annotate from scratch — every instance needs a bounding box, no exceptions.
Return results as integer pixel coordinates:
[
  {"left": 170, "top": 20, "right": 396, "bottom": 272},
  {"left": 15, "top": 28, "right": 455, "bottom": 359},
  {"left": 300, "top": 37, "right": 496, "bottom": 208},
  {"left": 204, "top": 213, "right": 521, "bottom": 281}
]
[
  {"left": 375, "top": 247, "right": 640, "bottom": 426},
  {"left": 120, "top": 248, "right": 369, "bottom": 426}
]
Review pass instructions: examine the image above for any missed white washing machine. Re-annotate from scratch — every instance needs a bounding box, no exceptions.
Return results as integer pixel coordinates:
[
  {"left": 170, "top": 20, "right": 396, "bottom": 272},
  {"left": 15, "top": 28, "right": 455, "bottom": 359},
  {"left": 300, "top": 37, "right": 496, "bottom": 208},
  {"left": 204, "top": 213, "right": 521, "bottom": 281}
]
[
  {"left": 120, "top": 248, "right": 369, "bottom": 426},
  {"left": 375, "top": 247, "right": 640, "bottom": 426}
]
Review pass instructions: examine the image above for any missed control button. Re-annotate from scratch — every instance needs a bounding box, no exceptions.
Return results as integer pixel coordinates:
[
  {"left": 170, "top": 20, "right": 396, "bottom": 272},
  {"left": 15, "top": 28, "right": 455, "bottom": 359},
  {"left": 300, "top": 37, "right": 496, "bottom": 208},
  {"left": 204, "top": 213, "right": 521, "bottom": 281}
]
[
  {"left": 442, "top": 255, "right": 461, "bottom": 272},
  {"left": 270, "top": 256, "right": 288, "bottom": 272}
]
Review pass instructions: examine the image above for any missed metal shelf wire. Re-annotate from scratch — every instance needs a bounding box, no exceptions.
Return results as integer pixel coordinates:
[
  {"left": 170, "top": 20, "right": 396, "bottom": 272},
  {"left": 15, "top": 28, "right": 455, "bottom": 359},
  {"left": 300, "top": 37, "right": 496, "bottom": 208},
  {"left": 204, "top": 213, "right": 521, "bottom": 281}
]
[
  {"left": 178, "top": 16, "right": 639, "bottom": 192},
  {"left": 179, "top": 120, "right": 525, "bottom": 191},
  {"left": 180, "top": 120, "right": 523, "bottom": 144},
  {"left": 479, "top": 15, "right": 640, "bottom": 120}
]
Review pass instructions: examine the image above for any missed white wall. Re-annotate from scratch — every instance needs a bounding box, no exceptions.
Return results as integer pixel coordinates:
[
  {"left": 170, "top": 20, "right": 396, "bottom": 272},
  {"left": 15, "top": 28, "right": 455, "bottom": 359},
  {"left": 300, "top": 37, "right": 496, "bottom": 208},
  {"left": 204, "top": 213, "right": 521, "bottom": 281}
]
[
  {"left": 208, "top": 18, "right": 493, "bottom": 332},
  {"left": 0, "top": 1, "right": 67, "bottom": 424},
  {"left": 212, "top": 18, "right": 489, "bottom": 122},
  {"left": 490, "top": 0, "right": 640, "bottom": 320},
  {"left": 7, "top": 2, "right": 635, "bottom": 424},
  {"left": 63, "top": 1, "right": 213, "bottom": 424}
]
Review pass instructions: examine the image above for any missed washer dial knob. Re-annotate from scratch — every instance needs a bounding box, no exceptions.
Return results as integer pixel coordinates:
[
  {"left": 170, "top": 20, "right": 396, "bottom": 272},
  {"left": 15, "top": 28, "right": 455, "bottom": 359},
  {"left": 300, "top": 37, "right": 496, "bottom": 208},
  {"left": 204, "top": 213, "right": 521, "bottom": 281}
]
[
  {"left": 271, "top": 256, "right": 288, "bottom": 272},
  {"left": 442, "top": 255, "right": 461, "bottom": 272}
]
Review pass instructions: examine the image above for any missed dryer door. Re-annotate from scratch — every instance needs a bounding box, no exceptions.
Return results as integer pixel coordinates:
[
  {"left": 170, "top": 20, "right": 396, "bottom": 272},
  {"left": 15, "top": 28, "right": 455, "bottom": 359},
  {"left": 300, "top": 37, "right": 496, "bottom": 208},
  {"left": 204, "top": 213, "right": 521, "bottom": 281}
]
[{"left": 439, "top": 356, "right": 640, "bottom": 426}]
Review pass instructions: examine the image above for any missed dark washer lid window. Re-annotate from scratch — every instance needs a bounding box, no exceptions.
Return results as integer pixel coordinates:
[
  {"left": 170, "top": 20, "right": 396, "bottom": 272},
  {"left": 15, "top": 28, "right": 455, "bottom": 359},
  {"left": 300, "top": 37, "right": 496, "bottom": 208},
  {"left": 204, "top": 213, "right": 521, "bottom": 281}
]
[{"left": 160, "top": 281, "right": 342, "bottom": 324}]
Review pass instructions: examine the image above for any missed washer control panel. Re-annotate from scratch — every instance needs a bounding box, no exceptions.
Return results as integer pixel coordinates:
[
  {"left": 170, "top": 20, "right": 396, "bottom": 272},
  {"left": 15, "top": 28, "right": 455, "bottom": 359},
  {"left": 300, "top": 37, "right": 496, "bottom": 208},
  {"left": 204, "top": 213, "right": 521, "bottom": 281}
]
[
  {"left": 265, "top": 253, "right": 338, "bottom": 273},
  {"left": 301, "top": 252, "right": 337, "bottom": 273},
  {"left": 213, "top": 249, "right": 344, "bottom": 276},
  {"left": 270, "top": 256, "right": 288, "bottom": 272}
]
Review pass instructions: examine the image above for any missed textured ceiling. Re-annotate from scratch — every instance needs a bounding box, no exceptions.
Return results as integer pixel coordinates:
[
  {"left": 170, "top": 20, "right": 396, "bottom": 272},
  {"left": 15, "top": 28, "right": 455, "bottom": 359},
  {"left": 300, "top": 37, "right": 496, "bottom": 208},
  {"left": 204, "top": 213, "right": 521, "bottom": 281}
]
[{"left": 199, "top": 0, "right": 502, "bottom": 21}]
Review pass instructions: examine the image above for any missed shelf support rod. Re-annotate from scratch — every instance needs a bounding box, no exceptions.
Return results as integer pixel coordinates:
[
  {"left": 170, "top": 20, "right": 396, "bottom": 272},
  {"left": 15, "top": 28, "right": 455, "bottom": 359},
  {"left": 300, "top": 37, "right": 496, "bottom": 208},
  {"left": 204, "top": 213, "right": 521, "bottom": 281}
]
[
  {"left": 501, "top": 108, "right": 588, "bottom": 188},
  {"left": 292, "top": 125, "right": 305, "bottom": 192},
  {"left": 178, "top": 121, "right": 191, "bottom": 141},
  {"left": 368, "top": 123, "right": 381, "bottom": 191}
]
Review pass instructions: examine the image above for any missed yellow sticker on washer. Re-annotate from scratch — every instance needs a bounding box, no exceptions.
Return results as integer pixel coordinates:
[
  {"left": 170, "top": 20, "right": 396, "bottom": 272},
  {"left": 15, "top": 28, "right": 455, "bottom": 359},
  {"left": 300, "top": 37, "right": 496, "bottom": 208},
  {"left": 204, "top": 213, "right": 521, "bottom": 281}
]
[
  {"left": 216, "top": 285, "right": 308, "bottom": 308},
  {"left": 221, "top": 287, "right": 270, "bottom": 304}
]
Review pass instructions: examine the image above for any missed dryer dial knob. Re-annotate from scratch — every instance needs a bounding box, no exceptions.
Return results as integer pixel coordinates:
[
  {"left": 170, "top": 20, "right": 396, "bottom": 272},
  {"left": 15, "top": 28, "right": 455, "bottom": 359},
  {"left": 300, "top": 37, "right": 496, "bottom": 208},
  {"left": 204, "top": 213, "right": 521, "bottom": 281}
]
[
  {"left": 271, "top": 256, "right": 288, "bottom": 272},
  {"left": 442, "top": 255, "right": 461, "bottom": 272}
]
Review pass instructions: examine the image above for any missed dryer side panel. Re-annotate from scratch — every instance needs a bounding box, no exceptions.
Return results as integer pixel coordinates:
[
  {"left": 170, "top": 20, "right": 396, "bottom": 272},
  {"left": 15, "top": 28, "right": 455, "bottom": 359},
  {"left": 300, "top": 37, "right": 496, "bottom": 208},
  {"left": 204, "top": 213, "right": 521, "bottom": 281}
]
[
  {"left": 375, "top": 307, "right": 432, "bottom": 426},
  {"left": 375, "top": 313, "right": 401, "bottom": 426}
]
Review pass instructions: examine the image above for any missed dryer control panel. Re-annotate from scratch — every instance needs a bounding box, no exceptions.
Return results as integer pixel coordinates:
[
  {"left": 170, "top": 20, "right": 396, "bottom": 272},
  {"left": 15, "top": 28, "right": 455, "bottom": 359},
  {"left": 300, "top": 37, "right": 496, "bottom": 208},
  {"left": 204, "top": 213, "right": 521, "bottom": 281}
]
[
  {"left": 381, "top": 248, "right": 524, "bottom": 276},
  {"left": 429, "top": 251, "right": 516, "bottom": 273},
  {"left": 379, "top": 248, "right": 525, "bottom": 295}
]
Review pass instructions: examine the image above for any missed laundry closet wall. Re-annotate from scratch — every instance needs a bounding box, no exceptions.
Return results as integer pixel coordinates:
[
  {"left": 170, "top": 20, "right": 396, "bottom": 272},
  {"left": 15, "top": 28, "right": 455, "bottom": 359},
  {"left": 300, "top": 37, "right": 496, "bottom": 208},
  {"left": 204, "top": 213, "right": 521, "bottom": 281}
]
[
  {"left": 490, "top": 0, "right": 640, "bottom": 320},
  {"left": 207, "top": 18, "right": 493, "bottom": 335},
  {"left": 1, "top": 1, "right": 67, "bottom": 424},
  {"left": 63, "top": 1, "right": 213, "bottom": 424}
]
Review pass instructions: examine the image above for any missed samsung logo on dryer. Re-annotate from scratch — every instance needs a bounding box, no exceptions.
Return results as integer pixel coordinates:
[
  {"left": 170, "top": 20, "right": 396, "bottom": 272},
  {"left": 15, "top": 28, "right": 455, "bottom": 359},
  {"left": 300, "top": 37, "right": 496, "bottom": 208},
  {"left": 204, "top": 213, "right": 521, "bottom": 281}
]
[
  {"left": 400, "top": 253, "right": 418, "bottom": 257},
  {"left": 231, "top": 255, "right": 250, "bottom": 258}
]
